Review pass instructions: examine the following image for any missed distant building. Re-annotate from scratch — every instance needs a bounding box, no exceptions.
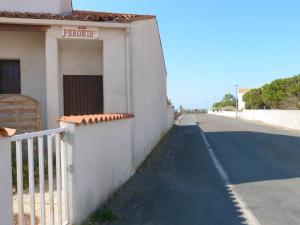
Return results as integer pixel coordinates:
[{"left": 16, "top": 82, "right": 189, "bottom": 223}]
[{"left": 238, "top": 88, "right": 251, "bottom": 110}]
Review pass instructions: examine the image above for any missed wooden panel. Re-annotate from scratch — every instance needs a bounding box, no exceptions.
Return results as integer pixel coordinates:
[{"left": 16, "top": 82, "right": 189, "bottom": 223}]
[
  {"left": 0, "top": 118, "right": 37, "bottom": 122},
  {"left": 0, "top": 60, "right": 21, "bottom": 94},
  {"left": 0, "top": 108, "right": 36, "bottom": 113},
  {"left": 63, "top": 75, "right": 103, "bottom": 116},
  {"left": 0, "top": 95, "right": 41, "bottom": 133}
]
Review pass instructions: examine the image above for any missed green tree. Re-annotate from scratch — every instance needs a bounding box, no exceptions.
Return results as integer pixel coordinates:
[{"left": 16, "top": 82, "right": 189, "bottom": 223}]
[
  {"left": 243, "top": 88, "right": 265, "bottom": 109},
  {"left": 261, "top": 80, "right": 288, "bottom": 108},
  {"left": 212, "top": 93, "right": 236, "bottom": 111},
  {"left": 261, "top": 75, "right": 300, "bottom": 109},
  {"left": 222, "top": 93, "right": 236, "bottom": 107},
  {"left": 242, "top": 74, "right": 300, "bottom": 110}
]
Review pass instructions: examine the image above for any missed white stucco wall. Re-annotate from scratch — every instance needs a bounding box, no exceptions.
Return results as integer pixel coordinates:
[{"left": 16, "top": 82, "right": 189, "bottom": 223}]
[
  {"left": 167, "top": 106, "right": 175, "bottom": 130},
  {"left": 45, "top": 27, "right": 61, "bottom": 129},
  {"left": 63, "top": 119, "right": 135, "bottom": 224},
  {"left": 102, "top": 28, "right": 128, "bottom": 113},
  {"left": 238, "top": 93, "right": 246, "bottom": 110},
  {"left": 0, "top": 31, "right": 47, "bottom": 128},
  {"left": 130, "top": 19, "right": 170, "bottom": 168},
  {"left": 43, "top": 26, "right": 129, "bottom": 128},
  {"left": 0, "top": 138, "right": 13, "bottom": 225},
  {"left": 60, "top": 40, "right": 103, "bottom": 76},
  {"left": 208, "top": 110, "right": 237, "bottom": 118},
  {"left": 240, "top": 110, "right": 300, "bottom": 130},
  {"left": 55, "top": 19, "right": 172, "bottom": 223},
  {"left": 0, "top": 0, "right": 72, "bottom": 14},
  {"left": 58, "top": 39, "right": 104, "bottom": 116},
  {"left": 209, "top": 110, "right": 300, "bottom": 130},
  {"left": 59, "top": 28, "right": 128, "bottom": 114}
]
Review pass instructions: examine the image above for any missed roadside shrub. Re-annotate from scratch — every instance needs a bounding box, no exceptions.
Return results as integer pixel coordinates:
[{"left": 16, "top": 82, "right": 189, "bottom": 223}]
[
  {"left": 243, "top": 88, "right": 265, "bottom": 109},
  {"left": 243, "top": 74, "right": 300, "bottom": 110},
  {"left": 213, "top": 93, "right": 236, "bottom": 110}
]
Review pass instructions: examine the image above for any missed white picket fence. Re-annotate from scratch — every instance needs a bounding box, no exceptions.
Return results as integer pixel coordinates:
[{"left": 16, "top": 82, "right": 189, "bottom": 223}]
[{"left": 11, "top": 128, "right": 70, "bottom": 225}]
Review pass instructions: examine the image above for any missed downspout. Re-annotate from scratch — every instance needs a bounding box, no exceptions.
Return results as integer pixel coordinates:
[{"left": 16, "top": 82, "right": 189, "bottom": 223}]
[
  {"left": 125, "top": 27, "right": 136, "bottom": 169},
  {"left": 126, "top": 28, "right": 133, "bottom": 113}
]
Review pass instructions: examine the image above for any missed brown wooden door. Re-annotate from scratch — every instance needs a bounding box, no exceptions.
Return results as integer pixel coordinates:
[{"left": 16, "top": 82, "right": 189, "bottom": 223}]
[
  {"left": 0, "top": 60, "right": 21, "bottom": 94},
  {"left": 63, "top": 75, "right": 103, "bottom": 116}
]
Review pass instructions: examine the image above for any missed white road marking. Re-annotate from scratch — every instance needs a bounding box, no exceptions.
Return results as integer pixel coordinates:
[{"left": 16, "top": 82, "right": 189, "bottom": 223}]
[{"left": 192, "top": 114, "right": 261, "bottom": 225}]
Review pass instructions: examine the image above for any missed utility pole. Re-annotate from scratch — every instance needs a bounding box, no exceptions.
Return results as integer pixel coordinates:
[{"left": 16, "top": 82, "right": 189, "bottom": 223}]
[{"left": 235, "top": 84, "right": 239, "bottom": 118}]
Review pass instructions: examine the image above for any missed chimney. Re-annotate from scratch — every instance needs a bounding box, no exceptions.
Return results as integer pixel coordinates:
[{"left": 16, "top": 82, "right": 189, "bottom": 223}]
[{"left": 0, "top": 0, "right": 73, "bottom": 14}]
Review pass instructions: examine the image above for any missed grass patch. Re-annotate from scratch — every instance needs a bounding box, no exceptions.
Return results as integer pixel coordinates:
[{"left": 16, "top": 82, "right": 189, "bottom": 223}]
[
  {"left": 11, "top": 141, "right": 51, "bottom": 193},
  {"left": 83, "top": 207, "right": 119, "bottom": 225}
]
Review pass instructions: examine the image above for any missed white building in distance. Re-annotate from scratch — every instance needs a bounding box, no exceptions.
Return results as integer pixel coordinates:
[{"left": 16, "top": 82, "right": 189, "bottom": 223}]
[{"left": 238, "top": 88, "right": 251, "bottom": 110}]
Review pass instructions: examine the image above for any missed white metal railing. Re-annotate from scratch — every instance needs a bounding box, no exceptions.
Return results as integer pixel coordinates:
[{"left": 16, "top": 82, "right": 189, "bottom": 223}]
[{"left": 11, "top": 127, "right": 70, "bottom": 225}]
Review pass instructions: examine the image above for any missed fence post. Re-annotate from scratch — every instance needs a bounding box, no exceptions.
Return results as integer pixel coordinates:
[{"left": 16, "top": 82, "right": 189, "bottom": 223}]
[
  {"left": 0, "top": 128, "right": 15, "bottom": 225},
  {"left": 60, "top": 122, "right": 76, "bottom": 224}
]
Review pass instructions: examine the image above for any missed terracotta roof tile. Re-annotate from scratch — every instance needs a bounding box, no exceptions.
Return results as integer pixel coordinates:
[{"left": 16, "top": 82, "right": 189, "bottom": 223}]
[
  {"left": 0, "top": 127, "right": 16, "bottom": 137},
  {"left": 59, "top": 113, "right": 134, "bottom": 125},
  {"left": 239, "top": 88, "right": 251, "bottom": 94},
  {"left": 0, "top": 10, "right": 155, "bottom": 23}
]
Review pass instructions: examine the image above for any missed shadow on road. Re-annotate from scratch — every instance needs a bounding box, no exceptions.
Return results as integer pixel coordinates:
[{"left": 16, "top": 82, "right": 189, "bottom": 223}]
[
  {"left": 90, "top": 124, "right": 249, "bottom": 225},
  {"left": 86, "top": 120, "right": 300, "bottom": 225},
  {"left": 203, "top": 129, "right": 300, "bottom": 185}
]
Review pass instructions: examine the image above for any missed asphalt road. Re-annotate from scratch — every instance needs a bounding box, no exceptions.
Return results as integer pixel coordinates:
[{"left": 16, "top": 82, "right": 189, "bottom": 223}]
[{"left": 95, "top": 114, "right": 300, "bottom": 225}]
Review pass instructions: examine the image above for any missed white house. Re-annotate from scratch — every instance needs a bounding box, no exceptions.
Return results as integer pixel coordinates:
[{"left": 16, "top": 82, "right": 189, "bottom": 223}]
[
  {"left": 0, "top": 0, "right": 174, "bottom": 158},
  {"left": 0, "top": 1, "right": 174, "bottom": 224},
  {"left": 238, "top": 88, "right": 251, "bottom": 110}
]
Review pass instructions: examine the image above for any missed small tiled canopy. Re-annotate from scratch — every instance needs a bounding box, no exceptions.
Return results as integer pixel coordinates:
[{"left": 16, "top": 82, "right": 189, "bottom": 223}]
[
  {"left": 59, "top": 113, "right": 134, "bottom": 126},
  {"left": 0, "top": 127, "right": 16, "bottom": 137}
]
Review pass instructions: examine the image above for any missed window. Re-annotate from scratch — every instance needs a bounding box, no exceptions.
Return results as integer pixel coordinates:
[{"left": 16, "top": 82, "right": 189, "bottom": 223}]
[{"left": 0, "top": 60, "right": 21, "bottom": 94}]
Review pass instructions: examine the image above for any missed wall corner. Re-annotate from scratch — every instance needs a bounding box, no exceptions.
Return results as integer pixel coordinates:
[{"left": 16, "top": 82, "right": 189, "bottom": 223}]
[{"left": 0, "top": 137, "right": 13, "bottom": 225}]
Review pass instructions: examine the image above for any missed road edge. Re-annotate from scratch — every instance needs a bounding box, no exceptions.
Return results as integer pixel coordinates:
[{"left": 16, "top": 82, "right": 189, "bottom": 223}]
[{"left": 191, "top": 115, "right": 261, "bottom": 225}]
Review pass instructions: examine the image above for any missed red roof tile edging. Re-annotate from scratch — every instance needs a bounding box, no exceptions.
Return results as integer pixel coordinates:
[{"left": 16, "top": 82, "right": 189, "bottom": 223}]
[
  {"left": 0, "top": 10, "right": 155, "bottom": 23},
  {"left": 0, "top": 127, "right": 16, "bottom": 137},
  {"left": 238, "top": 88, "right": 251, "bottom": 94},
  {"left": 59, "top": 113, "right": 134, "bottom": 125}
]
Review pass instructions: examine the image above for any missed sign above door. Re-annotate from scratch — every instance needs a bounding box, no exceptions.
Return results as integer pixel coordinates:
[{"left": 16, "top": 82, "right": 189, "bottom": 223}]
[{"left": 62, "top": 26, "right": 99, "bottom": 39}]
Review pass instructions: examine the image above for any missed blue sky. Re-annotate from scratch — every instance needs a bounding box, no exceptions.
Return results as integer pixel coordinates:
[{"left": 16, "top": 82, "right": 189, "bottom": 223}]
[{"left": 73, "top": 0, "right": 300, "bottom": 109}]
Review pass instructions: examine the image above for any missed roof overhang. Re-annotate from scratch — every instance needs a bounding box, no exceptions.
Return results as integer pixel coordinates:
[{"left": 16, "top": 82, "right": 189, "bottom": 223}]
[
  {"left": 0, "top": 23, "right": 50, "bottom": 32},
  {"left": 0, "top": 17, "right": 131, "bottom": 29}
]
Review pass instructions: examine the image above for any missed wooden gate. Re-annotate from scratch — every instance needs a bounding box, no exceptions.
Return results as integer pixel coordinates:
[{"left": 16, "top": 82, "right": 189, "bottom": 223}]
[
  {"left": 11, "top": 127, "right": 70, "bottom": 225},
  {"left": 0, "top": 95, "right": 42, "bottom": 134},
  {"left": 63, "top": 75, "right": 103, "bottom": 116},
  {"left": 0, "top": 95, "right": 42, "bottom": 133}
]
